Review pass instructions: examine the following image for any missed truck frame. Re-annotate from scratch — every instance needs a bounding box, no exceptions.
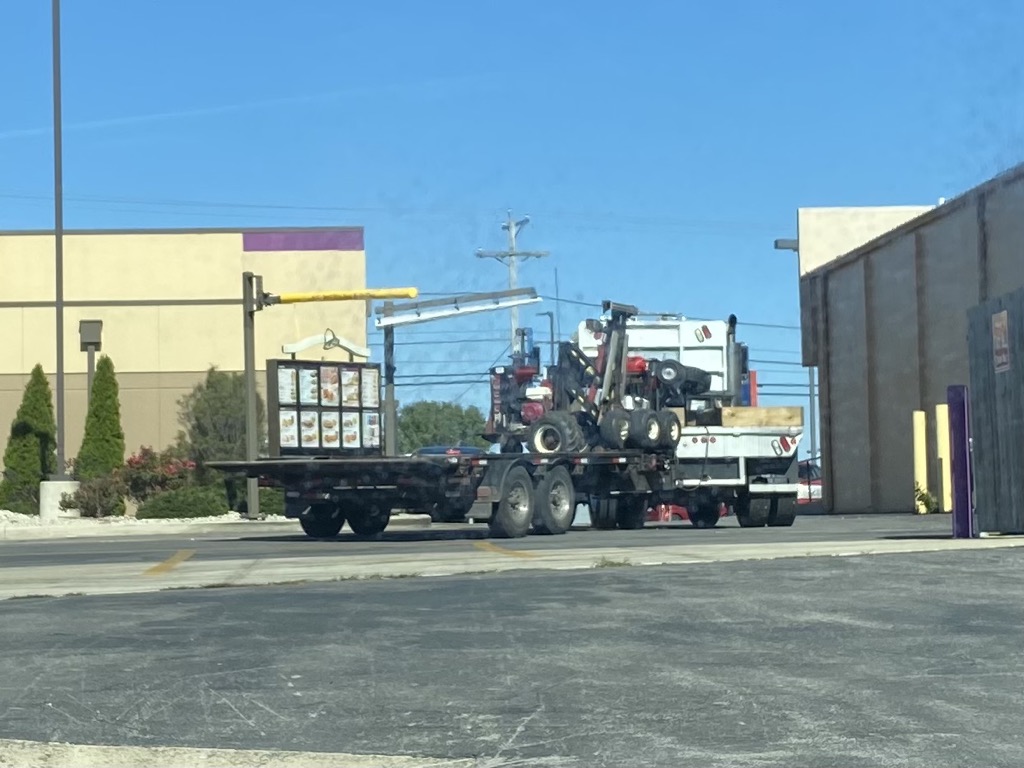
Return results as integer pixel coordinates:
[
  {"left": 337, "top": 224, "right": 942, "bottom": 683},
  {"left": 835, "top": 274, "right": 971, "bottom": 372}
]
[{"left": 210, "top": 300, "right": 802, "bottom": 538}]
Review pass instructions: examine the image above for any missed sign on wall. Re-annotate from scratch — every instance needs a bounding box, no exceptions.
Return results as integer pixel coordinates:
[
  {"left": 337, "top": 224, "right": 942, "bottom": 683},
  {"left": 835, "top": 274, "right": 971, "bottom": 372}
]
[
  {"left": 992, "top": 310, "right": 1010, "bottom": 373},
  {"left": 266, "top": 359, "right": 382, "bottom": 457}
]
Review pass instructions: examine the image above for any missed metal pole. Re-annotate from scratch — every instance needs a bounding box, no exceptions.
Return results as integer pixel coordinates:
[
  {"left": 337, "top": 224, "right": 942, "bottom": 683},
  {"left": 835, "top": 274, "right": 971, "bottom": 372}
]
[
  {"left": 507, "top": 212, "right": 519, "bottom": 353},
  {"left": 242, "top": 272, "right": 260, "bottom": 519},
  {"left": 86, "top": 345, "right": 96, "bottom": 407},
  {"left": 52, "top": 0, "right": 67, "bottom": 478},
  {"left": 538, "top": 311, "right": 555, "bottom": 368},
  {"left": 383, "top": 310, "right": 397, "bottom": 456},
  {"left": 808, "top": 365, "right": 817, "bottom": 461}
]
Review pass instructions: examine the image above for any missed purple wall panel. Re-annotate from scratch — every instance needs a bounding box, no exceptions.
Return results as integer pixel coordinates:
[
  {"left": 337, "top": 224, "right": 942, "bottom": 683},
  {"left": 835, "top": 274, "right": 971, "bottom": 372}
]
[{"left": 242, "top": 229, "right": 364, "bottom": 252}]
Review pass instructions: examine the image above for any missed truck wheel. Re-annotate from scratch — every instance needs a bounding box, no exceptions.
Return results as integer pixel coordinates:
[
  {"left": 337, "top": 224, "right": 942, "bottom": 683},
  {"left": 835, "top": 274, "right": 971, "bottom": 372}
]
[
  {"left": 489, "top": 465, "right": 534, "bottom": 538},
  {"left": 599, "top": 409, "right": 630, "bottom": 449},
  {"left": 656, "top": 410, "right": 682, "bottom": 449},
  {"left": 527, "top": 413, "right": 584, "bottom": 454},
  {"left": 299, "top": 503, "right": 345, "bottom": 538},
  {"left": 346, "top": 504, "right": 391, "bottom": 536},
  {"left": 628, "top": 409, "right": 661, "bottom": 449},
  {"left": 767, "top": 496, "right": 797, "bottom": 527},
  {"left": 735, "top": 494, "right": 770, "bottom": 527},
  {"left": 615, "top": 497, "right": 647, "bottom": 530},
  {"left": 589, "top": 497, "right": 618, "bottom": 530},
  {"left": 533, "top": 466, "right": 575, "bottom": 535},
  {"left": 689, "top": 502, "right": 720, "bottom": 529}
]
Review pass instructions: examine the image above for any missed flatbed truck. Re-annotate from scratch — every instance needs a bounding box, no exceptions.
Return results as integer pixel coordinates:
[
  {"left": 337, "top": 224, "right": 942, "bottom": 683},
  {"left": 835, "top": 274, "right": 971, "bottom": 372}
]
[{"left": 209, "top": 300, "right": 802, "bottom": 538}]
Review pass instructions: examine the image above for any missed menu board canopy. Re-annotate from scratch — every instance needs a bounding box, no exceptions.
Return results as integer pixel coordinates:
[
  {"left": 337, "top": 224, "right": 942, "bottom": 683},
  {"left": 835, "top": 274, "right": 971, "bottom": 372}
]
[{"left": 267, "top": 359, "right": 383, "bottom": 457}]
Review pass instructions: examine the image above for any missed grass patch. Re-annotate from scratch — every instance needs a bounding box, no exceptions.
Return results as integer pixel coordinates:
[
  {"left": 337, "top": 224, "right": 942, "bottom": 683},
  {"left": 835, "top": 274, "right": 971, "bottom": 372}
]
[{"left": 592, "top": 556, "right": 632, "bottom": 568}]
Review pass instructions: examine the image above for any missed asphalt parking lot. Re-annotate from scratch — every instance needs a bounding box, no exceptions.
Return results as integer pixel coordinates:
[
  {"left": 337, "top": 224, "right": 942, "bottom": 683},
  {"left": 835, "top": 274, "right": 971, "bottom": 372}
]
[{"left": 2, "top": 531, "right": 1023, "bottom": 767}]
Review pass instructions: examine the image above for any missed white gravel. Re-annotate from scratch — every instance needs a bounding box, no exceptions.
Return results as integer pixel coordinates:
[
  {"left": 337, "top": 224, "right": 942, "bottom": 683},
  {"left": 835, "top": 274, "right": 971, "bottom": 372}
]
[{"left": 0, "top": 509, "right": 284, "bottom": 527}]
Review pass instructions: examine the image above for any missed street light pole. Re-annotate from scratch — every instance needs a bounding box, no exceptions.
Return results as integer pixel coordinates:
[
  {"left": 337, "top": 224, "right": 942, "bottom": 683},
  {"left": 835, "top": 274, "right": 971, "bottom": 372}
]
[
  {"left": 773, "top": 237, "right": 817, "bottom": 462},
  {"left": 52, "top": 0, "right": 67, "bottom": 478}
]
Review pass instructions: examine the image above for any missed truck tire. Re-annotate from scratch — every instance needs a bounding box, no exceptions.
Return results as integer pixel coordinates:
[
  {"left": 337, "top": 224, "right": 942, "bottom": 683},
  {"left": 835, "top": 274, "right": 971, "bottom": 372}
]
[
  {"left": 589, "top": 497, "right": 618, "bottom": 530},
  {"left": 615, "top": 497, "right": 647, "bottom": 530},
  {"left": 767, "top": 496, "right": 797, "bottom": 527},
  {"left": 490, "top": 465, "right": 534, "bottom": 538},
  {"left": 299, "top": 503, "right": 345, "bottom": 538},
  {"left": 346, "top": 504, "right": 391, "bottom": 536},
  {"left": 689, "top": 502, "right": 720, "bottom": 529},
  {"left": 656, "top": 410, "right": 682, "bottom": 449},
  {"left": 735, "top": 493, "right": 770, "bottom": 528},
  {"left": 599, "top": 409, "right": 630, "bottom": 449},
  {"left": 533, "top": 466, "right": 575, "bottom": 535},
  {"left": 527, "top": 412, "right": 585, "bottom": 454},
  {"left": 628, "top": 409, "right": 661, "bottom": 449}
]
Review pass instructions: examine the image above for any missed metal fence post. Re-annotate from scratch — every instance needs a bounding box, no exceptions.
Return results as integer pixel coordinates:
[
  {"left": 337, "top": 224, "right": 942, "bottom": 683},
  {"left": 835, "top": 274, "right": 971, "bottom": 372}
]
[{"left": 948, "top": 384, "right": 974, "bottom": 538}]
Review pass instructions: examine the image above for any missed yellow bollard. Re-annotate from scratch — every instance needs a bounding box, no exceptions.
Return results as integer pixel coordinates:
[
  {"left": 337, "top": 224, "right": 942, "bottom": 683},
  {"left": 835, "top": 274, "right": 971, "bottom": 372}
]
[
  {"left": 913, "top": 410, "right": 929, "bottom": 513},
  {"left": 935, "top": 403, "right": 952, "bottom": 513}
]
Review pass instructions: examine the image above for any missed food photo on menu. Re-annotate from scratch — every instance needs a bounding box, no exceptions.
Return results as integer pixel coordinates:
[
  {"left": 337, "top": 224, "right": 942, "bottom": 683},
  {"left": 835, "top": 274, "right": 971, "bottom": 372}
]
[
  {"left": 320, "top": 365, "right": 340, "bottom": 405},
  {"left": 341, "top": 411, "right": 361, "bottom": 448},
  {"left": 279, "top": 410, "right": 299, "bottom": 448},
  {"left": 340, "top": 369, "right": 360, "bottom": 407},
  {"left": 321, "top": 412, "right": 341, "bottom": 448},
  {"left": 299, "top": 410, "right": 320, "bottom": 448},
  {"left": 299, "top": 368, "right": 320, "bottom": 406},
  {"left": 362, "top": 411, "right": 380, "bottom": 448}
]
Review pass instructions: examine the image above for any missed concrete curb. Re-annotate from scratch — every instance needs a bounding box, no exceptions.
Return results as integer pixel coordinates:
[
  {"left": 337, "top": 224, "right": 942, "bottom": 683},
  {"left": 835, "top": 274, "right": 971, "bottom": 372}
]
[{"left": 0, "top": 514, "right": 432, "bottom": 542}]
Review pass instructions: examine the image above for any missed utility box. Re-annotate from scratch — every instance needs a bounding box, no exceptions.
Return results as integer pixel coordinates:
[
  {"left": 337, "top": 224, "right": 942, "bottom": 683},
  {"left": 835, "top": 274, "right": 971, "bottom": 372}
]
[{"left": 79, "top": 319, "right": 103, "bottom": 352}]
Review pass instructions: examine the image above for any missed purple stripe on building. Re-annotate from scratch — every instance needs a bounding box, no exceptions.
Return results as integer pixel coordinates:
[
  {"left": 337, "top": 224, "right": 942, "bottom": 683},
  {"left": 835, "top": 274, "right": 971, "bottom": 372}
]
[{"left": 242, "top": 229, "right": 364, "bottom": 252}]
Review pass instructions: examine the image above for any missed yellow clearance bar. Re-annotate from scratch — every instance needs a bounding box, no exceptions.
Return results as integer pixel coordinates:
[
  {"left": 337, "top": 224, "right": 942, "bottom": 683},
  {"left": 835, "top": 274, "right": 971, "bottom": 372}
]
[{"left": 275, "top": 287, "right": 418, "bottom": 304}]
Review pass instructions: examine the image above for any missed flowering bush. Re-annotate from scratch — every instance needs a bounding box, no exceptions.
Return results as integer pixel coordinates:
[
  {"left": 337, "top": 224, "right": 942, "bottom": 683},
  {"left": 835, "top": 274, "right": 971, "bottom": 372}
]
[{"left": 122, "top": 446, "right": 197, "bottom": 503}]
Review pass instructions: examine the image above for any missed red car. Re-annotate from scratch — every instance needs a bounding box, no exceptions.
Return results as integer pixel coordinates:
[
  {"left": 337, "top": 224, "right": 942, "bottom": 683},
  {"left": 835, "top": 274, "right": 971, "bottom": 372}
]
[{"left": 646, "top": 501, "right": 729, "bottom": 526}]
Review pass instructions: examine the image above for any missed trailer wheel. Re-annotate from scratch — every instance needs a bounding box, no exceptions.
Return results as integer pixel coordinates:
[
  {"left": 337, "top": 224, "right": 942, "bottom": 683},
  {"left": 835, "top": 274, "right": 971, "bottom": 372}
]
[
  {"left": 489, "top": 465, "right": 534, "bottom": 538},
  {"left": 527, "top": 413, "right": 584, "bottom": 454},
  {"left": 767, "top": 496, "right": 797, "bottom": 527},
  {"left": 533, "top": 466, "right": 575, "bottom": 535},
  {"left": 628, "top": 409, "right": 661, "bottom": 450},
  {"left": 656, "top": 410, "right": 682, "bottom": 449},
  {"left": 346, "top": 504, "right": 391, "bottom": 536},
  {"left": 599, "top": 409, "right": 630, "bottom": 449},
  {"left": 615, "top": 497, "right": 647, "bottom": 530},
  {"left": 589, "top": 497, "right": 618, "bottom": 530},
  {"left": 689, "top": 502, "right": 720, "bottom": 529},
  {"left": 299, "top": 503, "right": 345, "bottom": 539},
  {"left": 735, "top": 493, "right": 770, "bottom": 527}
]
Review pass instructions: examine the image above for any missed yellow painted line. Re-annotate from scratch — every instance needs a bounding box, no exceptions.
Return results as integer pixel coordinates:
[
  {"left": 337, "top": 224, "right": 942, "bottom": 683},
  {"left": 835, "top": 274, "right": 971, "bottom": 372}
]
[
  {"left": 473, "top": 541, "right": 537, "bottom": 559},
  {"left": 144, "top": 549, "right": 196, "bottom": 576}
]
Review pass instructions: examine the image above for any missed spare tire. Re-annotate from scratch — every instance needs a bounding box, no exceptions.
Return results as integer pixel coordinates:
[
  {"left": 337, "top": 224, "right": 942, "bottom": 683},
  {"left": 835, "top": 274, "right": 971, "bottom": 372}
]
[
  {"left": 627, "top": 409, "right": 661, "bottom": 450},
  {"left": 527, "top": 413, "right": 584, "bottom": 454},
  {"left": 656, "top": 410, "right": 682, "bottom": 449}
]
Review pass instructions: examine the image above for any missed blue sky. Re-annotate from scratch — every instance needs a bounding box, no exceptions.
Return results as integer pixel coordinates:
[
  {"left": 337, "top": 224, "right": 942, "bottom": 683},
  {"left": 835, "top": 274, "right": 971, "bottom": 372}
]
[{"left": 2, "top": 0, "right": 1022, "bottom": 427}]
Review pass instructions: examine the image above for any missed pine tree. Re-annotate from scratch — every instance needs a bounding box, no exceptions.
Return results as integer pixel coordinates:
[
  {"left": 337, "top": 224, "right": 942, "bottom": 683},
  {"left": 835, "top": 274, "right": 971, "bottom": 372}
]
[
  {"left": 74, "top": 355, "right": 126, "bottom": 480},
  {"left": 0, "top": 365, "right": 58, "bottom": 515}
]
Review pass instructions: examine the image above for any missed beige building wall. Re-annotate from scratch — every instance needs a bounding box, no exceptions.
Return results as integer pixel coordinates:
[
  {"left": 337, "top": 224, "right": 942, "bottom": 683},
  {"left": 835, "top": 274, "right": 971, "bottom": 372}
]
[
  {"left": 799, "top": 164, "right": 1024, "bottom": 513},
  {"left": 0, "top": 227, "right": 369, "bottom": 468}
]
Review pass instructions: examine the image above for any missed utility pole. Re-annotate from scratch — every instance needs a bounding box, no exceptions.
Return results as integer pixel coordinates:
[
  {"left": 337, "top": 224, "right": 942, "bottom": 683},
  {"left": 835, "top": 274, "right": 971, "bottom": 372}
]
[
  {"left": 52, "top": 0, "right": 67, "bottom": 478},
  {"left": 476, "top": 211, "right": 549, "bottom": 353}
]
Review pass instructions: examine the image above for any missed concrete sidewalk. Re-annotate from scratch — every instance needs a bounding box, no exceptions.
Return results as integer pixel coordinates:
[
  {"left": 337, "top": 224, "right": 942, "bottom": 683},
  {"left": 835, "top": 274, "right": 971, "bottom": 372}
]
[
  {"left": 4, "top": 533, "right": 1023, "bottom": 601},
  {"left": 0, "top": 513, "right": 431, "bottom": 542}
]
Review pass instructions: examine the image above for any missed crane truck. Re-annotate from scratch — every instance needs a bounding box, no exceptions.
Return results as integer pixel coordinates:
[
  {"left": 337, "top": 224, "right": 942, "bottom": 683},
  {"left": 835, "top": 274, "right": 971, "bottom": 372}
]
[{"left": 208, "top": 300, "right": 802, "bottom": 538}]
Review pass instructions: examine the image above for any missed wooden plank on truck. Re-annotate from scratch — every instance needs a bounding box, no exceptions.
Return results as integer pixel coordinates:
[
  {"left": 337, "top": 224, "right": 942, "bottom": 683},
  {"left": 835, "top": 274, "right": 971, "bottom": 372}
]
[{"left": 720, "top": 406, "right": 803, "bottom": 427}]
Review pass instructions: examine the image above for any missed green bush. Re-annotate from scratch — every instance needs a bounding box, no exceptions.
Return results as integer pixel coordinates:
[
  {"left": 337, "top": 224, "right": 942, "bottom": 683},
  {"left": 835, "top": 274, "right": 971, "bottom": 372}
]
[
  {"left": 0, "top": 364, "right": 57, "bottom": 515},
  {"left": 75, "top": 356, "right": 126, "bottom": 480},
  {"left": 176, "top": 368, "right": 265, "bottom": 472},
  {"left": 60, "top": 472, "right": 128, "bottom": 518},
  {"left": 137, "top": 486, "right": 230, "bottom": 519},
  {"left": 259, "top": 487, "right": 285, "bottom": 516}
]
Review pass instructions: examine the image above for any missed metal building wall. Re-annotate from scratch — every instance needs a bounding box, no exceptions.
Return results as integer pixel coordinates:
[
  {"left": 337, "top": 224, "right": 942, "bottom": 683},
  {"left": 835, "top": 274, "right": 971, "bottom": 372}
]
[
  {"left": 800, "top": 164, "right": 1024, "bottom": 513},
  {"left": 967, "top": 288, "right": 1024, "bottom": 533}
]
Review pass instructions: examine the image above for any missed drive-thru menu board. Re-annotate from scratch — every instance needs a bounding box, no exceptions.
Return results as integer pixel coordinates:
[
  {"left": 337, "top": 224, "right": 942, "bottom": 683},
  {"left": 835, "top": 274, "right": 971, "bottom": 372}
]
[{"left": 267, "top": 359, "right": 382, "bottom": 457}]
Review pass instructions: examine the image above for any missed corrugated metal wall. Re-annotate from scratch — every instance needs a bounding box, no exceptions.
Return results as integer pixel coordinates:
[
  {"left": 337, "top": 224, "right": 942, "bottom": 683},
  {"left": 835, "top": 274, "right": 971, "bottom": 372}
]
[
  {"left": 967, "top": 288, "right": 1024, "bottom": 534},
  {"left": 800, "top": 165, "right": 1024, "bottom": 513}
]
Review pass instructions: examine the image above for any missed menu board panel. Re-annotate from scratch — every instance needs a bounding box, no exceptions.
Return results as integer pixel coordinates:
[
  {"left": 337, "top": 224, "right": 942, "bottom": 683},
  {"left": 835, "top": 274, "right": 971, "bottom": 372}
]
[{"left": 267, "top": 359, "right": 384, "bottom": 457}]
